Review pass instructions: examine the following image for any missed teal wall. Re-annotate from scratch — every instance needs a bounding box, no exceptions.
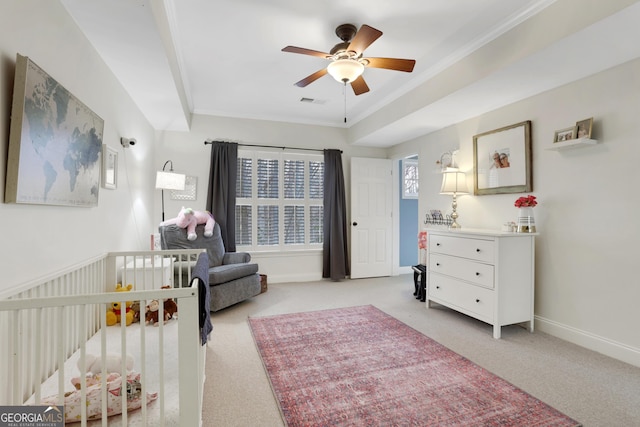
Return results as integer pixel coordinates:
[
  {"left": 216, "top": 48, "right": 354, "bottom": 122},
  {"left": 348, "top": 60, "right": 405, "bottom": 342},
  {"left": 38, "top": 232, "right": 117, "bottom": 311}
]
[{"left": 398, "top": 160, "right": 418, "bottom": 266}]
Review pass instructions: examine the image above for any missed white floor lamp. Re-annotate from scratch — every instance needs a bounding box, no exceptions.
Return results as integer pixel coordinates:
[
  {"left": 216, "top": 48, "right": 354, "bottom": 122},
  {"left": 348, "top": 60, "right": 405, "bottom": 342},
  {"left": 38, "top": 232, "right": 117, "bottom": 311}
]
[{"left": 155, "top": 160, "right": 186, "bottom": 222}]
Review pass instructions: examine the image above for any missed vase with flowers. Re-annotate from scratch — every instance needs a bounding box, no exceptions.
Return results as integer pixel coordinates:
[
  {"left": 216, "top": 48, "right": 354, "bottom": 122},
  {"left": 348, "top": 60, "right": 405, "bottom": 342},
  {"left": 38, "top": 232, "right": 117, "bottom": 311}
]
[{"left": 514, "top": 195, "right": 537, "bottom": 233}]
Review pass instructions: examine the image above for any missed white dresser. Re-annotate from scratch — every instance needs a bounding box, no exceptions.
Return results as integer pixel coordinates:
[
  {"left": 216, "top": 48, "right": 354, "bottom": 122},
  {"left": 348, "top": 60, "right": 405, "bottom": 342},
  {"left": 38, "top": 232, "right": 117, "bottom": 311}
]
[{"left": 426, "top": 228, "right": 535, "bottom": 338}]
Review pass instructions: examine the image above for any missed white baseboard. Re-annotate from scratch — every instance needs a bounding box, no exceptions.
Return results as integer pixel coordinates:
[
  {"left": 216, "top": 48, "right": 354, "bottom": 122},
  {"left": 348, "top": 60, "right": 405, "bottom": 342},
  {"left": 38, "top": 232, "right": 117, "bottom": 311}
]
[
  {"left": 397, "top": 266, "right": 413, "bottom": 275},
  {"left": 535, "top": 315, "right": 640, "bottom": 368},
  {"left": 265, "top": 272, "right": 323, "bottom": 284}
]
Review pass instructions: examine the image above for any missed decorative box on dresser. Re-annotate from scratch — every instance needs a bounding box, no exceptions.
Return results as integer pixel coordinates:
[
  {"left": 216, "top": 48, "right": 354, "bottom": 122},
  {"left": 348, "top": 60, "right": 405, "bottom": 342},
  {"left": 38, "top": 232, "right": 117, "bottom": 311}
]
[{"left": 426, "top": 228, "right": 536, "bottom": 339}]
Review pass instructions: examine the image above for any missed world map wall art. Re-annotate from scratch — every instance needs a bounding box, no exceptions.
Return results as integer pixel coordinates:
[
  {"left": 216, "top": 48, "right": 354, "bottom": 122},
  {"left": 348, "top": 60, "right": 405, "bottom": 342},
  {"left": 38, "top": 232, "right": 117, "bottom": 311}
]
[{"left": 5, "top": 54, "right": 104, "bottom": 207}]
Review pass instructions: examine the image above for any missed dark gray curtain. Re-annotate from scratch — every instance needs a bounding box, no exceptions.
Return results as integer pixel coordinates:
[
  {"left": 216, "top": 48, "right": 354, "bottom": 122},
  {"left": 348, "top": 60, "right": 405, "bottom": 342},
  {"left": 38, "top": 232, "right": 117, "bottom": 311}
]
[
  {"left": 323, "top": 149, "right": 350, "bottom": 280},
  {"left": 206, "top": 141, "right": 237, "bottom": 252}
]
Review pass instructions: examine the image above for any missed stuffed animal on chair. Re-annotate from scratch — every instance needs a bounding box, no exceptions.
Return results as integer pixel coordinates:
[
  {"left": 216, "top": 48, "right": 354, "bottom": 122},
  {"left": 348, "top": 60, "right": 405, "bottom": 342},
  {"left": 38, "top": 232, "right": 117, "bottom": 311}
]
[{"left": 160, "top": 207, "right": 215, "bottom": 241}]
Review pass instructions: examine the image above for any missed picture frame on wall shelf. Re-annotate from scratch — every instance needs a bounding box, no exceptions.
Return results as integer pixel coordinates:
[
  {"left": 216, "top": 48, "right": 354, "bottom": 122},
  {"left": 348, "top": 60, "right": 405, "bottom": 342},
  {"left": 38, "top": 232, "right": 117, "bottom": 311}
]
[
  {"left": 473, "top": 120, "right": 532, "bottom": 196},
  {"left": 554, "top": 127, "right": 575, "bottom": 143},
  {"left": 102, "top": 144, "right": 117, "bottom": 189},
  {"left": 575, "top": 117, "right": 593, "bottom": 139}
]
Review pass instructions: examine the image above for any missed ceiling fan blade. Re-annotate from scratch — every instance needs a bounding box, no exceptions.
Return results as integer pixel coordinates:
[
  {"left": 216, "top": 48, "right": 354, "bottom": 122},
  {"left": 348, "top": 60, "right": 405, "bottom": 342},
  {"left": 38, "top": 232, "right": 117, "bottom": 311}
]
[
  {"left": 294, "top": 68, "right": 328, "bottom": 87},
  {"left": 351, "top": 76, "right": 370, "bottom": 95},
  {"left": 365, "top": 57, "right": 416, "bottom": 72},
  {"left": 347, "top": 25, "right": 383, "bottom": 55},
  {"left": 282, "top": 46, "right": 331, "bottom": 59}
]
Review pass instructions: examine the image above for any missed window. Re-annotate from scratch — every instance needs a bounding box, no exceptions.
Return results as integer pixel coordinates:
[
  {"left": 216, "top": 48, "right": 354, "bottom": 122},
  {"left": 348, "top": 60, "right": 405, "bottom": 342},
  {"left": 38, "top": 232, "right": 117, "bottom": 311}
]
[
  {"left": 402, "top": 158, "right": 419, "bottom": 199},
  {"left": 236, "top": 150, "right": 324, "bottom": 251}
]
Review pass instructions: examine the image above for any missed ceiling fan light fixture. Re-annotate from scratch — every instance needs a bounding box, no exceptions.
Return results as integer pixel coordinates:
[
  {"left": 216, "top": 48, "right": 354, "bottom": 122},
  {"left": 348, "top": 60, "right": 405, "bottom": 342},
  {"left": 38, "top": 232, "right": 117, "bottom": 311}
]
[{"left": 327, "top": 59, "right": 364, "bottom": 83}]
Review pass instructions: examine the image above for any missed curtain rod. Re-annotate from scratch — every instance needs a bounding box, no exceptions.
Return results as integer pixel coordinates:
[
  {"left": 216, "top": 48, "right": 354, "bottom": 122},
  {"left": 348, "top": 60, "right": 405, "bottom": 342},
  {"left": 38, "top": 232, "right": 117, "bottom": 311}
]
[{"left": 204, "top": 140, "right": 341, "bottom": 154}]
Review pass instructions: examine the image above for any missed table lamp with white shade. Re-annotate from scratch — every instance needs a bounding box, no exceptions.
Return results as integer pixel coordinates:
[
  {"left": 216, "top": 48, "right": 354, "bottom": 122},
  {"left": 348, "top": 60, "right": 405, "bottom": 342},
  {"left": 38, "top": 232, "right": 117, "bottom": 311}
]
[{"left": 440, "top": 169, "right": 469, "bottom": 229}]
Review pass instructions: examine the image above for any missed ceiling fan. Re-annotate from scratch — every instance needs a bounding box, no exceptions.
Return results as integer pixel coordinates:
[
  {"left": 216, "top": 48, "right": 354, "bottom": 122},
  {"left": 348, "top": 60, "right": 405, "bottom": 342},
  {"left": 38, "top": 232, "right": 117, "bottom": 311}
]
[{"left": 282, "top": 23, "right": 416, "bottom": 95}]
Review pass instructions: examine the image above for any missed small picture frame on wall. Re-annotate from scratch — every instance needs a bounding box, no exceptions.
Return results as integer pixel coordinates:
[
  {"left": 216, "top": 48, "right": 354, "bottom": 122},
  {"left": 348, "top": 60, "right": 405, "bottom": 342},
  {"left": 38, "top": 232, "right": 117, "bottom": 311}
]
[
  {"left": 170, "top": 175, "right": 197, "bottom": 201},
  {"left": 102, "top": 144, "right": 117, "bottom": 189},
  {"left": 554, "top": 127, "right": 575, "bottom": 143},
  {"left": 575, "top": 117, "right": 593, "bottom": 139}
]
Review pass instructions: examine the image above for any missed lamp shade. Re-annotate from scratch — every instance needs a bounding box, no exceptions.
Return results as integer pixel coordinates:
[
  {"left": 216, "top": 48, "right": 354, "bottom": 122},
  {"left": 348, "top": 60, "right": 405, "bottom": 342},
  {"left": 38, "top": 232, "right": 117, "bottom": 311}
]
[
  {"left": 327, "top": 59, "right": 365, "bottom": 83},
  {"left": 440, "top": 170, "right": 469, "bottom": 195},
  {"left": 155, "top": 171, "right": 186, "bottom": 191}
]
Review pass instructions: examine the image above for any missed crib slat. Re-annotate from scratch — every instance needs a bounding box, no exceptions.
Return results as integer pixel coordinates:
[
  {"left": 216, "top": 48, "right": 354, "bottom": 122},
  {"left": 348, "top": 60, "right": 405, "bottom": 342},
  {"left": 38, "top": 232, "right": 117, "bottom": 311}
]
[
  {"left": 120, "top": 312, "right": 128, "bottom": 425},
  {"left": 57, "top": 307, "right": 65, "bottom": 406},
  {"left": 11, "top": 310, "right": 19, "bottom": 404},
  {"left": 100, "top": 304, "right": 108, "bottom": 427},
  {"left": 140, "top": 298, "right": 148, "bottom": 423},
  {"left": 178, "top": 284, "right": 202, "bottom": 426},
  {"left": 79, "top": 308, "right": 88, "bottom": 426},
  {"left": 33, "top": 308, "right": 42, "bottom": 404}
]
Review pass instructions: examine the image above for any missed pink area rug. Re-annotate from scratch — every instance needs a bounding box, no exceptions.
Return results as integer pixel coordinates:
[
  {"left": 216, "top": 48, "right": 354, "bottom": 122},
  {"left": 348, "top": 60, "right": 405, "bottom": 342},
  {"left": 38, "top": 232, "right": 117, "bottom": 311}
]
[{"left": 249, "top": 305, "right": 581, "bottom": 427}]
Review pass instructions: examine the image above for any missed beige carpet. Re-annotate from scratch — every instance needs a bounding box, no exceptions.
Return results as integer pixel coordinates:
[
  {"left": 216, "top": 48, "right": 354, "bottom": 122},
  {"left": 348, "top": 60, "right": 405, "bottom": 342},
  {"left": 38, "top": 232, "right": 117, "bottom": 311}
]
[{"left": 201, "top": 275, "right": 640, "bottom": 427}]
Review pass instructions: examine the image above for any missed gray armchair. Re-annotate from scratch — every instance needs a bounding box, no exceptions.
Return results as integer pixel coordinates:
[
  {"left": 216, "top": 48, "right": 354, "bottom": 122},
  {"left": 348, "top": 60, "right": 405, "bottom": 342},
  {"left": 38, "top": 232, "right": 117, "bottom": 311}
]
[{"left": 159, "top": 222, "right": 261, "bottom": 312}]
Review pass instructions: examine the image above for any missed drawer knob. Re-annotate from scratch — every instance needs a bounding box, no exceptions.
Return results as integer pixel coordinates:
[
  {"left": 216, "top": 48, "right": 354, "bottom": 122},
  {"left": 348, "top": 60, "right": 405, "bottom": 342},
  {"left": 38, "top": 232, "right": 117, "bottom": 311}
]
[
  {"left": 436, "top": 263, "right": 440, "bottom": 266},
  {"left": 436, "top": 286, "right": 440, "bottom": 289},
  {"left": 475, "top": 299, "right": 480, "bottom": 303},
  {"left": 476, "top": 248, "right": 481, "bottom": 252},
  {"left": 475, "top": 272, "right": 480, "bottom": 276}
]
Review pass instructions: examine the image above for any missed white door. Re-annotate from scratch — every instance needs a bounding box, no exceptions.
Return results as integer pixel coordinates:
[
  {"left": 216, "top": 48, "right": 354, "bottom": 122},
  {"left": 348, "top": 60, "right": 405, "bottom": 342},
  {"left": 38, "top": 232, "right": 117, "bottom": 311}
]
[{"left": 350, "top": 157, "right": 393, "bottom": 279}]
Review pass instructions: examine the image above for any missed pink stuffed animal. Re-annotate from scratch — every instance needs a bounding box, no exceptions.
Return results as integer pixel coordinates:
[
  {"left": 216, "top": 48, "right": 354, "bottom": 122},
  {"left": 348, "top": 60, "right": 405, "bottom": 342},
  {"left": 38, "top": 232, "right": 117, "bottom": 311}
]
[{"left": 161, "top": 207, "right": 215, "bottom": 241}]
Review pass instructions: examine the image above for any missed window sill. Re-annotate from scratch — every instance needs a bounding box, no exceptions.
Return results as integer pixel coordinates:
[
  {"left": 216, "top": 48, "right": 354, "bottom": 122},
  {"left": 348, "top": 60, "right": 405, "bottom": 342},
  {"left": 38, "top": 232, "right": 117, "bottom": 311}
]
[{"left": 241, "top": 248, "right": 322, "bottom": 258}]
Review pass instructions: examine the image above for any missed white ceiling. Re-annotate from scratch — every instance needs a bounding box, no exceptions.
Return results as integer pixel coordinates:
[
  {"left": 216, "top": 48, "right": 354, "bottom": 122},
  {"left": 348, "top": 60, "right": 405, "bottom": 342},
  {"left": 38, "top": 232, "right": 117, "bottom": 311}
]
[{"left": 60, "top": 0, "right": 640, "bottom": 148}]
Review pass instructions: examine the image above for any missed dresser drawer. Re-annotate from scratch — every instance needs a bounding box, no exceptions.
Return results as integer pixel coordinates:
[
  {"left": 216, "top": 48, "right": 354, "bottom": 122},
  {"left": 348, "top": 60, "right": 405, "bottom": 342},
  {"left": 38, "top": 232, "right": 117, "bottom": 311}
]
[
  {"left": 428, "top": 273, "right": 494, "bottom": 321},
  {"left": 429, "top": 234, "right": 494, "bottom": 263},
  {"left": 429, "top": 253, "right": 494, "bottom": 288}
]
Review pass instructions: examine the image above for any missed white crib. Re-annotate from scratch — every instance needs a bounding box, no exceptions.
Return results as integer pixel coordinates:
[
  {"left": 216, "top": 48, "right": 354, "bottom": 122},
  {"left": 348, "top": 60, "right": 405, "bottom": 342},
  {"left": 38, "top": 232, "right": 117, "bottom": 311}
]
[{"left": 0, "top": 249, "right": 209, "bottom": 426}]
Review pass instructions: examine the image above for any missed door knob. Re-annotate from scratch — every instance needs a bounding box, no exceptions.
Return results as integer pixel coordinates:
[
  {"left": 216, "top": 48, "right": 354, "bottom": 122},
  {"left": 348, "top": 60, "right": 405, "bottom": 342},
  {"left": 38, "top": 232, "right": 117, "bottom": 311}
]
[{"left": 352, "top": 222, "right": 358, "bottom": 226}]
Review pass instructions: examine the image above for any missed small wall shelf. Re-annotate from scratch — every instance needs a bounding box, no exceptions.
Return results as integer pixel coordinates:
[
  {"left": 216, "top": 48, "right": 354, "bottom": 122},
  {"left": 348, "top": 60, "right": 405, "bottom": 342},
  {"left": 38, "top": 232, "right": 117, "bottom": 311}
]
[{"left": 546, "top": 138, "right": 598, "bottom": 151}]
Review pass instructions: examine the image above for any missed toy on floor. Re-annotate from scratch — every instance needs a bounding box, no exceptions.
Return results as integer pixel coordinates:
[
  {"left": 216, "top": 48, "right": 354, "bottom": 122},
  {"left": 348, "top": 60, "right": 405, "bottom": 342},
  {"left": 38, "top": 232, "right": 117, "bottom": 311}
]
[
  {"left": 145, "top": 299, "right": 162, "bottom": 326},
  {"left": 145, "top": 286, "right": 178, "bottom": 326},
  {"left": 160, "top": 207, "right": 215, "bottom": 241},
  {"left": 162, "top": 285, "right": 178, "bottom": 321},
  {"left": 106, "top": 284, "right": 135, "bottom": 326},
  {"left": 131, "top": 300, "right": 141, "bottom": 323}
]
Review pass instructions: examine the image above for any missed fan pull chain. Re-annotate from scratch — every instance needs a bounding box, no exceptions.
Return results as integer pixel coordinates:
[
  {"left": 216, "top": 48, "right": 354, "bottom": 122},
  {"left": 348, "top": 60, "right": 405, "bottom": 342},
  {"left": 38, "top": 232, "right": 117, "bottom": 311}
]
[{"left": 343, "top": 82, "right": 347, "bottom": 123}]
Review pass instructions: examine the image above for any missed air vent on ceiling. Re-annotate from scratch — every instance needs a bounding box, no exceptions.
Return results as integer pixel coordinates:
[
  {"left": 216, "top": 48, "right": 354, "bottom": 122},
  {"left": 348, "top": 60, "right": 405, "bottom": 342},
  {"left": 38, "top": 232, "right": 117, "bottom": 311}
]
[{"left": 300, "top": 97, "right": 326, "bottom": 105}]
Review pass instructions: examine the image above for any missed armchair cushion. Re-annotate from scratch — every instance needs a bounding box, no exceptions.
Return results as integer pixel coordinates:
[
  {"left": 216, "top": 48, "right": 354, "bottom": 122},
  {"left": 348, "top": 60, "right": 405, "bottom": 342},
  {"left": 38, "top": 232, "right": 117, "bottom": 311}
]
[
  {"left": 210, "top": 263, "right": 259, "bottom": 285},
  {"left": 223, "top": 252, "right": 251, "bottom": 264}
]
